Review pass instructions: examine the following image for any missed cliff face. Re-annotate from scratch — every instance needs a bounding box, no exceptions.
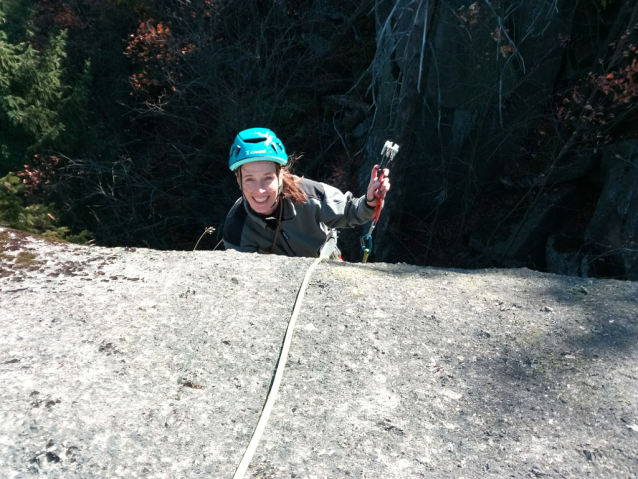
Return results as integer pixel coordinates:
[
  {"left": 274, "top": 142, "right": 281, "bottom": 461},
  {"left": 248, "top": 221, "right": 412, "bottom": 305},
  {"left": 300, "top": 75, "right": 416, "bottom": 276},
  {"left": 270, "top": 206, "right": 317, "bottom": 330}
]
[
  {"left": 358, "top": 1, "right": 638, "bottom": 278},
  {"left": 1, "top": 227, "right": 637, "bottom": 478}
]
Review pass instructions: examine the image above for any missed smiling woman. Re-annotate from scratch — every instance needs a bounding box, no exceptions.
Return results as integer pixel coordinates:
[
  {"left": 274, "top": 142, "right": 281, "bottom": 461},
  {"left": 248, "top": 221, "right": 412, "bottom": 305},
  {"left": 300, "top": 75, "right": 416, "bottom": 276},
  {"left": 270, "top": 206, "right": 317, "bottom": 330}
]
[{"left": 223, "top": 128, "right": 390, "bottom": 259}]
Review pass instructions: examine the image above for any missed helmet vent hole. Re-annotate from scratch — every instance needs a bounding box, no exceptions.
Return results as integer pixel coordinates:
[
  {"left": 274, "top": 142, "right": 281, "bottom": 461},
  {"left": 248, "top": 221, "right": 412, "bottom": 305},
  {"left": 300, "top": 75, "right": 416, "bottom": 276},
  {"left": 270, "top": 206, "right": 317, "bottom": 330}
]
[{"left": 244, "top": 138, "right": 266, "bottom": 144}]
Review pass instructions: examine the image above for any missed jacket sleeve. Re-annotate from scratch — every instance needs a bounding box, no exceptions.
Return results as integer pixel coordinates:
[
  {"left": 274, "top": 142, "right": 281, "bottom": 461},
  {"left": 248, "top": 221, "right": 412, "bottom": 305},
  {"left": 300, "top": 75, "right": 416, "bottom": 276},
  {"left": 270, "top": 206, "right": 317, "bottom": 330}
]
[{"left": 318, "top": 183, "right": 376, "bottom": 229}]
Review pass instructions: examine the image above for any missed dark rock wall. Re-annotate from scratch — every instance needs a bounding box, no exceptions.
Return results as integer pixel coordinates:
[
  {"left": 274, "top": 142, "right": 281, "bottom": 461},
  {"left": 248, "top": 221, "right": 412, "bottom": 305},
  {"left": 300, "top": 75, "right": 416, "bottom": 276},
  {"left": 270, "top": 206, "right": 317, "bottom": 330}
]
[
  {"left": 585, "top": 141, "right": 638, "bottom": 280},
  {"left": 356, "top": 0, "right": 638, "bottom": 279}
]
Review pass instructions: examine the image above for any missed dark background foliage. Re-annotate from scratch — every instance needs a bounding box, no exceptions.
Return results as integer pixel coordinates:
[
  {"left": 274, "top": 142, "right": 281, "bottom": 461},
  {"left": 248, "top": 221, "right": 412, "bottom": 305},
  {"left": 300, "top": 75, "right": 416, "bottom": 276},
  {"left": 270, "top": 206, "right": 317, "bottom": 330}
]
[{"left": 1, "top": 0, "right": 637, "bottom": 279}]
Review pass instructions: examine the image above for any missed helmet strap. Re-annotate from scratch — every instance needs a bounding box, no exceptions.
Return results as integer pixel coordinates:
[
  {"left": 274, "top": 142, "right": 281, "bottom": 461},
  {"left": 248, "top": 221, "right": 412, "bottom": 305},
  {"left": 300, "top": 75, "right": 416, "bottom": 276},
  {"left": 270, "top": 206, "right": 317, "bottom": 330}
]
[{"left": 276, "top": 164, "right": 284, "bottom": 195}]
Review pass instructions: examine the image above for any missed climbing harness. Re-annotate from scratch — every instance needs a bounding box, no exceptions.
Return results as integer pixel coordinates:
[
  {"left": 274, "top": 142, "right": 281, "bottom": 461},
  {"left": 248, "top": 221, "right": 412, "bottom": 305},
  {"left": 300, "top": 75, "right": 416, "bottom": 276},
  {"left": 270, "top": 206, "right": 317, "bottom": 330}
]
[
  {"left": 232, "top": 255, "right": 326, "bottom": 479},
  {"left": 360, "top": 141, "right": 400, "bottom": 264}
]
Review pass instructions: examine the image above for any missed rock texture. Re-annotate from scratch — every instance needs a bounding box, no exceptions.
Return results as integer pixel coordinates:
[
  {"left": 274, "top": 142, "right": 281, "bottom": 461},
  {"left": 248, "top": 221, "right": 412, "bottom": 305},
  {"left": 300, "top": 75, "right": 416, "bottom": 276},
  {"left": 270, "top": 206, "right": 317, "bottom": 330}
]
[
  {"left": 586, "top": 145, "right": 638, "bottom": 280},
  {"left": 1, "top": 227, "right": 637, "bottom": 478},
  {"left": 352, "top": 2, "right": 638, "bottom": 277}
]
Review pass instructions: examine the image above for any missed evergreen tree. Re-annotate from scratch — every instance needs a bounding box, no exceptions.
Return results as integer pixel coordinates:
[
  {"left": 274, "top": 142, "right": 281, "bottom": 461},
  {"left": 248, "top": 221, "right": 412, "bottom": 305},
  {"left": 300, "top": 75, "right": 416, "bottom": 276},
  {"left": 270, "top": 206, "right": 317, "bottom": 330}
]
[{"left": 0, "top": 2, "right": 86, "bottom": 175}]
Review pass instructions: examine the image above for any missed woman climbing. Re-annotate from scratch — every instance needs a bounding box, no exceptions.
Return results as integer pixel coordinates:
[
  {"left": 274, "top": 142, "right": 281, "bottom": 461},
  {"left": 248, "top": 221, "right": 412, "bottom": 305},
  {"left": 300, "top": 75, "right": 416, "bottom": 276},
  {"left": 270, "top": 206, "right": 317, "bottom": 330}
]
[{"left": 223, "top": 127, "right": 390, "bottom": 258}]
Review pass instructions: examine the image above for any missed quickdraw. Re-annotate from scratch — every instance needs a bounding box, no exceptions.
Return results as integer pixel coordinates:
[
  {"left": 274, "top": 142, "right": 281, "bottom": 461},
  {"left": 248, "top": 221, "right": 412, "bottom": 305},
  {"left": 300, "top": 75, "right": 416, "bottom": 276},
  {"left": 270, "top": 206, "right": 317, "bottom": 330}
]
[{"left": 360, "top": 141, "right": 400, "bottom": 264}]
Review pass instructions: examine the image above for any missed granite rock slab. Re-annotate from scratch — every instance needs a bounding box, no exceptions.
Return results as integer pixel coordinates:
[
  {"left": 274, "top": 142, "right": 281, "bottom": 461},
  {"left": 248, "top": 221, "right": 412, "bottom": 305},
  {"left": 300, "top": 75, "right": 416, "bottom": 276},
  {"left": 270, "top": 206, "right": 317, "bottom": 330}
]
[{"left": 1, "top": 227, "right": 637, "bottom": 478}]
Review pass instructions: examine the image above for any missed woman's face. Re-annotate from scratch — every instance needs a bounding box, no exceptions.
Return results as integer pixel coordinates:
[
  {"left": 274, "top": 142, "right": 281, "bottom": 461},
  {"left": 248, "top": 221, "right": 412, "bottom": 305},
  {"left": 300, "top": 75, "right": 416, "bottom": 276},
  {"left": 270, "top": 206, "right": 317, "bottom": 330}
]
[{"left": 237, "top": 161, "right": 281, "bottom": 215}]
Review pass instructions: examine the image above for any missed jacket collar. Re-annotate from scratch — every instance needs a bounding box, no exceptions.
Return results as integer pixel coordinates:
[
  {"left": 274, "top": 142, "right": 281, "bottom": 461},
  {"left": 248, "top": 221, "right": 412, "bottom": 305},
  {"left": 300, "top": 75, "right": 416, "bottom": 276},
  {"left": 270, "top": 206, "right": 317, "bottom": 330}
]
[{"left": 243, "top": 196, "right": 297, "bottom": 229}]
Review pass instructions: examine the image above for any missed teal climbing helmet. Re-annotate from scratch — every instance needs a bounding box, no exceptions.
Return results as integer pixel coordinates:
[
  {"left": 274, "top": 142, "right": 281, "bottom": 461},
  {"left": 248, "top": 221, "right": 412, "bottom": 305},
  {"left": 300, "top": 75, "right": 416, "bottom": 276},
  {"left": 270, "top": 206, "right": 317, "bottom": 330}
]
[{"left": 228, "top": 128, "right": 288, "bottom": 171}]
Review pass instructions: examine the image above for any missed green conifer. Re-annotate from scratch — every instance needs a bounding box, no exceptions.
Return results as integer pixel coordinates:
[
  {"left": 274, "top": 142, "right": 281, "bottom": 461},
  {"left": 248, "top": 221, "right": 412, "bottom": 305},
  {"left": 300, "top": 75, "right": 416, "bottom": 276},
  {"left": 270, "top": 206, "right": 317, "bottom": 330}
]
[{"left": 0, "top": 2, "right": 86, "bottom": 174}]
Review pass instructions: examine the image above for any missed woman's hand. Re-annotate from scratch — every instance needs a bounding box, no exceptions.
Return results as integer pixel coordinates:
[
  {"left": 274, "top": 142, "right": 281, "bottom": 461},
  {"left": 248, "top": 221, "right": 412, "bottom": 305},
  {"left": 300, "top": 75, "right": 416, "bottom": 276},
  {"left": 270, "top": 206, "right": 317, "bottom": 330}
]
[{"left": 365, "top": 165, "right": 391, "bottom": 207}]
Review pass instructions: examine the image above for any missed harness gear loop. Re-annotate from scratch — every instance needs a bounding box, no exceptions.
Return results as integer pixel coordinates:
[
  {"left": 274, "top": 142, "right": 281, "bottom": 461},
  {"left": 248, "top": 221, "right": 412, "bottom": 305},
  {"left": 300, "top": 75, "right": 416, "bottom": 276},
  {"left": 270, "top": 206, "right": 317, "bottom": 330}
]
[{"left": 360, "top": 141, "right": 400, "bottom": 264}]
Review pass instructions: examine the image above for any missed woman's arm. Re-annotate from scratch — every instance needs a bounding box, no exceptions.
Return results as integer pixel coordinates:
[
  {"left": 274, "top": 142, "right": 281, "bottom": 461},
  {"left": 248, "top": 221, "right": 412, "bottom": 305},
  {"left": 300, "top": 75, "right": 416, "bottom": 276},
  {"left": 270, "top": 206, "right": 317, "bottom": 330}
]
[{"left": 318, "top": 165, "right": 391, "bottom": 229}]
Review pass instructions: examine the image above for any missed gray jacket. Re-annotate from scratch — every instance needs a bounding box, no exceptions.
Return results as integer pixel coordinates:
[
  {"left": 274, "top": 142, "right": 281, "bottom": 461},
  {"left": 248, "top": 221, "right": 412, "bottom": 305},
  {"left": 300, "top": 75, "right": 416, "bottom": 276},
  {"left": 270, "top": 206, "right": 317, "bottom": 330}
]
[{"left": 223, "top": 178, "right": 374, "bottom": 257}]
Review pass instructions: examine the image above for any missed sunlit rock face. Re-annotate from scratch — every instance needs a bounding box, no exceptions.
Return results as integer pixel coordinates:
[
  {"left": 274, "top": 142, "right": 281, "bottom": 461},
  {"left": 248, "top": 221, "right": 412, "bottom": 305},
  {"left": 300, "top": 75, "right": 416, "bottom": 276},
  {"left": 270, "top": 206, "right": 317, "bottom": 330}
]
[{"left": 1, "top": 226, "right": 637, "bottom": 478}]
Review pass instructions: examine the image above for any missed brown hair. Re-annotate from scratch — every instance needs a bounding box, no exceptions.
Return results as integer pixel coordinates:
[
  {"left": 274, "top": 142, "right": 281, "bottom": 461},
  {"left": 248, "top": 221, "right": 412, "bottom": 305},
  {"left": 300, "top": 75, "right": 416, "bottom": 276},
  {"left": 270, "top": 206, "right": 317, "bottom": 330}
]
[{"left": 278, "top": 162, "right": 308, "bottom": 205}]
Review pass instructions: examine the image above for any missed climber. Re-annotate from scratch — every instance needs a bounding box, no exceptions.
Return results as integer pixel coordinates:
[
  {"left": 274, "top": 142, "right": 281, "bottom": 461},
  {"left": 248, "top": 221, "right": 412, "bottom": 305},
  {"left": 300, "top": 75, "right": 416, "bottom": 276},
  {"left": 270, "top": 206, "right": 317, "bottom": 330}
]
[{"left": 223, "top": 127, "right": 390, "bottom": 258}]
